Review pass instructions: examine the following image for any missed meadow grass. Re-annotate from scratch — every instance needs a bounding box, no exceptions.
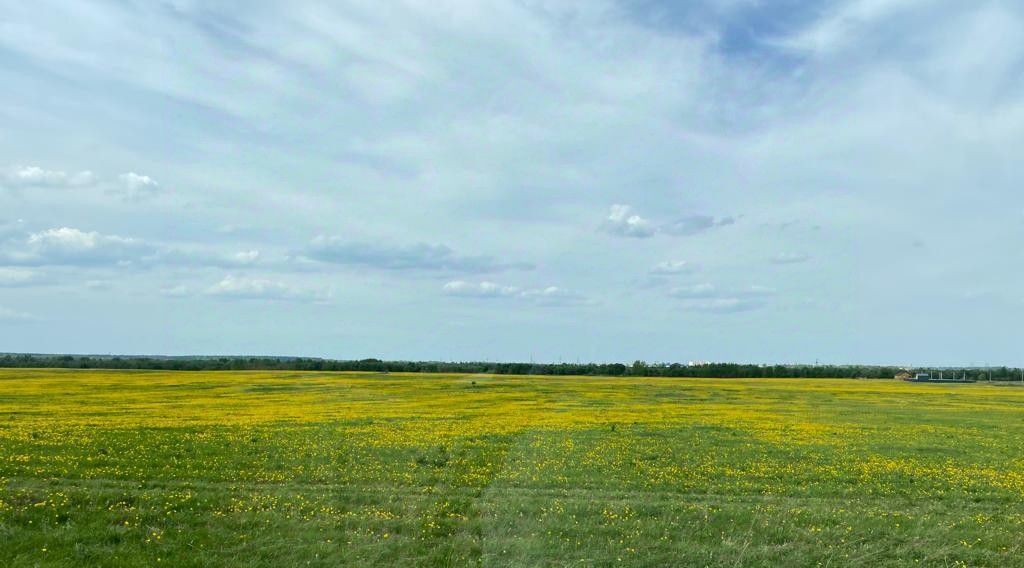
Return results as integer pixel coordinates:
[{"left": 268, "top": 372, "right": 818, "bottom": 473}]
[{"left": 1, "top": 369, "right": 1024, "bottom": 566}]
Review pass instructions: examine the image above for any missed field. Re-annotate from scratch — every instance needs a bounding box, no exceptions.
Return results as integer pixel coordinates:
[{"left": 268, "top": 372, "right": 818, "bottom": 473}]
[{"left": 2, "top": 370, "right": 1024, "bottom": 566}]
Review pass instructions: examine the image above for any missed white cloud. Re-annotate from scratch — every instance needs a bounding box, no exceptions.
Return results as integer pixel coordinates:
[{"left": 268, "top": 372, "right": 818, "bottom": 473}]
[
  {"left": 233, "top": 250, "right": 260, "bottom": 265},
  {"left": 204, "top": 275, "right": 329, "bottom": 302},
  {"left": 519, "top": 285, "right": 592, "bottom": 307},
  {"left": 603, "top": 205, "right": 734, "bottom": 238},
  {"left": 0, "top": 227, "right": 276, "bottom": 271},
  {"left": 116, "top": 172, "right": 160, "bottom": 200},
  {"left": 650, "top": 260, "right": 695, "bottom": 275},
  {"left": 2, "top": 165, "right": 163, "bottom": 201},
  {"left": 602, "top": 204, "right": 656, "bottom": 238},
  {"left": 443, "top": 280, "right": 590, "bottom": 306},
  {"left": 1, "top": 227, "right": 153, "bottom": 266},
  {"left": 142, "top": 248, "right": 269, "bottom": 269},
  {"left": 442, "top": 280, "right": 520, "bottom": 298},
  {"left": 661, "top": 215, "right": 735, "bottom": 236},
  {"left": 305, "top": 236, "right": 528, "bottom": 272},
  {"left": 30, "top": 227, "right": 113, "bottom": 249},
  {"left": 2, "top": 165, "right": 95, "bottom": 188}
]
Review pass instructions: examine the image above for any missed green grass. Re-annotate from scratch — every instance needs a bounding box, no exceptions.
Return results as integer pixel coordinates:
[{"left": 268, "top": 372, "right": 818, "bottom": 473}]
[{"left": 1, "top": 369, "right": 1024, "bottom": 566}]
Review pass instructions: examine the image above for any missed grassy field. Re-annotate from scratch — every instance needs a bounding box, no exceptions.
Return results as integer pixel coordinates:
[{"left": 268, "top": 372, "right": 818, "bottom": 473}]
[{"left": 2, "top": 370, "right": 1024, "bottom": 566}]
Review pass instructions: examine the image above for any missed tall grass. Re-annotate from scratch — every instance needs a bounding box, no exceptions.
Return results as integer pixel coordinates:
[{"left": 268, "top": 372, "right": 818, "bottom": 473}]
[{"left": 1, "top": 369, "right": 1023, "bottom": 566}]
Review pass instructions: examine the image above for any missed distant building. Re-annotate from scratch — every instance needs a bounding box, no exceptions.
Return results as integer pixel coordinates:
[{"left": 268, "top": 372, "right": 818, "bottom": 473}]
[{"left": 895, "top": 371, "right": 912, "bottom": 380}]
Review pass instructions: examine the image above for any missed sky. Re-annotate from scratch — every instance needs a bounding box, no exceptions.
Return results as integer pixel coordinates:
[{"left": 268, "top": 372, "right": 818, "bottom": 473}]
[{"left": 1, "top": 0, "right": 1023, "bottom": 365}]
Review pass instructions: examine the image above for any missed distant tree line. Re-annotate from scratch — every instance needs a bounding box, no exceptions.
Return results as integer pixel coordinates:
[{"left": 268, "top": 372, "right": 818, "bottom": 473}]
[{"left": 3, "top": 353, "right": 1023, "bottom": 380}]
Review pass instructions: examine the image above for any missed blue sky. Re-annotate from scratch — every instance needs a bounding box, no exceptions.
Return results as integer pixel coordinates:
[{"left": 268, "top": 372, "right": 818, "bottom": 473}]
[{"left": 2, "top": 0, "right": 1023, "bottom": 365}]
